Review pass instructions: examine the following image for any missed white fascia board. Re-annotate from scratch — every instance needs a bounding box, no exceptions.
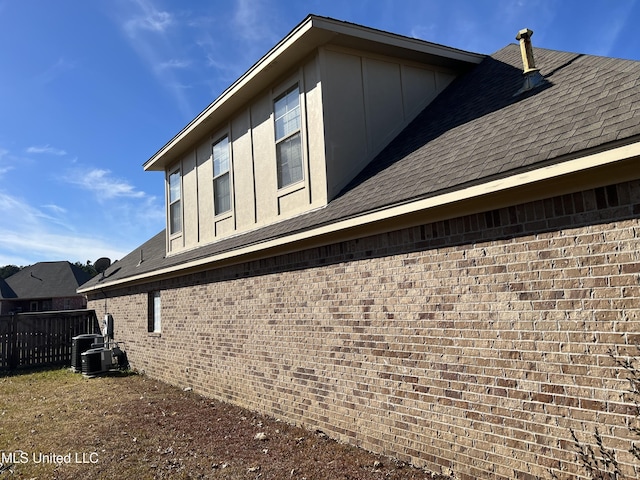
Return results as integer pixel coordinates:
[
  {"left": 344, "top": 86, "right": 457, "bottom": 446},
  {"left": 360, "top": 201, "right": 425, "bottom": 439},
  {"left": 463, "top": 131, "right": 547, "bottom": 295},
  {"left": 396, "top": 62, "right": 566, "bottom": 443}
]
[
  {"left": 309, "top": 16, "right": 485, "bottom": 64},
  {"left": 81, "top": 141, "right": 640, "bottom": 293},
  {"left": 143, "top": 17, "right": 317, "bottom": 172}
]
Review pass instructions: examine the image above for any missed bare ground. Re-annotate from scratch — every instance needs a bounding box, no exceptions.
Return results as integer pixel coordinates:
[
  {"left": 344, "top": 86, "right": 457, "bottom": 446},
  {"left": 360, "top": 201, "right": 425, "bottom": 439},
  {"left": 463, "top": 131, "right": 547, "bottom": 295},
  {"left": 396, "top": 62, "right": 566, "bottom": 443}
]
[{"left": 0, "top": 368, "right": 453, "bottom": 480}]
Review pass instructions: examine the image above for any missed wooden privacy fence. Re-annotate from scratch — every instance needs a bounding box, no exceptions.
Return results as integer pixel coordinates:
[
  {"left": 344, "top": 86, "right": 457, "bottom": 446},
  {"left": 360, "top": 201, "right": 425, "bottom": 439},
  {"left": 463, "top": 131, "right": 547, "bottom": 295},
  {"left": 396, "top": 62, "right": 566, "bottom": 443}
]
[{"left": 0, "top": 310, "right": 100, "bottom": 371}]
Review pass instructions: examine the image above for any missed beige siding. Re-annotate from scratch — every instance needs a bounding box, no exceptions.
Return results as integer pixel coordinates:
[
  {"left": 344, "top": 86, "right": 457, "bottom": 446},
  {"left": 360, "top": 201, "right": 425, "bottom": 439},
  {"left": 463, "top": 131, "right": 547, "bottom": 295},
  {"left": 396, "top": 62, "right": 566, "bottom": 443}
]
[
  {"left": 165, "top": 48, "right": 460, "bottom": 255},
  {"left": 251, "top": 92, "right": 278, "bottom": 225},
  {"left": 196, "top": 141, "right": 214, "bottom": 244},
  {"left": 214, "top": 216, "right": 234, "bottom": 237},
  {"left": 320, "top": 49, "right": 368, "bottom": 201},
  {"left": 180, "top": 151, "right": 198, "bottom": 249},
  {"left": 277, "top": 187, "right": 307, "bottom": 214},
  {"left": 436, "top": 70, "right": 456, "bottom": 90},
  {"left": 167, "top": 55, "right": 326, "bottom": 255},
  {"left": 169, "top": 235, "right": 182, "bottom": 251},
  {"left": 363, "top": 57, "right": 404, "bottom": 155},
  {"left": 401, "top": 64, "right": 437, "bottom": 119},
  {"left": 302, "top": 54, "right": 328, "bottom": 208},
  {"left": 321, "top": 46, "right": 458, "bottom": 199},
  {"left": 231, "top": 108, "right": 256, "bottom": 228}
]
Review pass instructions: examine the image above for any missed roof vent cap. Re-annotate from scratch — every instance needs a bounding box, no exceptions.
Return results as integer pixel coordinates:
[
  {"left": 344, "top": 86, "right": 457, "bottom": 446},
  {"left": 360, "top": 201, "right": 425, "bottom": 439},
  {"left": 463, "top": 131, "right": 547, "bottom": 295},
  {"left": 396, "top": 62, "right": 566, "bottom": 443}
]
[
  {"left": 514, "top": 28, "right": 546, "bottom": 95},
  {"left": 516, "top": 28, "right": 537, "bottom": 72}
]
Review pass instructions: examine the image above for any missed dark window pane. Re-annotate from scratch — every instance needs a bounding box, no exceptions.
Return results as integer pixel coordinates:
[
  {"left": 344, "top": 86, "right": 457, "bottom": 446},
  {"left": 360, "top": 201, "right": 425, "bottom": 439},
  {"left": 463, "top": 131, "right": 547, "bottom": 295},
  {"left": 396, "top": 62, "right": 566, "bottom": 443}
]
[
  {"left": 276, "top": 132, "right": 303, "bottom": 188},
  {"left": 214, "top": 172, "right": 230, "bottom": 215},
  {"left": 170, "top": 201, "right": 181, "bottom": 234}
]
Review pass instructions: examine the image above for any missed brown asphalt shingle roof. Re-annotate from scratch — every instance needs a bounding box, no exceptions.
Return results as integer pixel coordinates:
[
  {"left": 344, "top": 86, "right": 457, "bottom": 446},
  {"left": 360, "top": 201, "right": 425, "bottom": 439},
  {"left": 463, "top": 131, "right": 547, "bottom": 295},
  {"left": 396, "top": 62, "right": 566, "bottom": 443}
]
[{"left": 80, "top": 43, "right": 640, "bottom": 290}]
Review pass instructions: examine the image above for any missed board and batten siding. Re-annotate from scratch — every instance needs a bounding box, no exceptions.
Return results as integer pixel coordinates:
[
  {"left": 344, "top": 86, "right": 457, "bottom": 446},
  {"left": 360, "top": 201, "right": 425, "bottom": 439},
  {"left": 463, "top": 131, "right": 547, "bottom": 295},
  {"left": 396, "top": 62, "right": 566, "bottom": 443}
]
[
  {"left": 167, "top": 54, "right": 326, "bottom": 254},
  {"left": 320, "top": 45, "right": 456, "bottom": 200},
  {"left": 166, "top": 47, "right": 456, "bottom": 255}
]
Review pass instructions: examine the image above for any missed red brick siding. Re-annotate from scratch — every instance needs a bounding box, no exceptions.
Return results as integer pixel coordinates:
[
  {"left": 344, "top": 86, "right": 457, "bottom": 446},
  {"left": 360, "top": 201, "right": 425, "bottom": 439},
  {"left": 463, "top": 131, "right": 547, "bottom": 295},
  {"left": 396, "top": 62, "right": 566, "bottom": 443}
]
[{"left": 89, "top": 181, "right": 640, "bottom": 479}]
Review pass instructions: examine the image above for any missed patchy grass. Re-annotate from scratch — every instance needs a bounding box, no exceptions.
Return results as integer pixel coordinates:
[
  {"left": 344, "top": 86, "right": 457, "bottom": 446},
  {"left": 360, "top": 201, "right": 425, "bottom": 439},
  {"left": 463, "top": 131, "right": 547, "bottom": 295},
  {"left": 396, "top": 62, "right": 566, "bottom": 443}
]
[{"left": 0, "top": 368, "right": 451, "bottom": 479}]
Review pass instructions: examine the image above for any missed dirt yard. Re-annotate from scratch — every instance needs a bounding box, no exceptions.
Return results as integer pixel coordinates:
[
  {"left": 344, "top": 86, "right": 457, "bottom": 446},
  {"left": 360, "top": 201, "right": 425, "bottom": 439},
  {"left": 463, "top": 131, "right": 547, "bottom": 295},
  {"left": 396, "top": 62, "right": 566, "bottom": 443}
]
[{"left": 0, "top": 368, "right": 452, "bottom": 479}]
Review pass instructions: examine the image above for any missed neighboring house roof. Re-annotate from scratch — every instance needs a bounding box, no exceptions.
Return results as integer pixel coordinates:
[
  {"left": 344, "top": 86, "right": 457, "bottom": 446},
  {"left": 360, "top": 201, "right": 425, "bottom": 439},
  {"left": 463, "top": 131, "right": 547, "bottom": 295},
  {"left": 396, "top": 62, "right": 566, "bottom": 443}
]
[
  {"left": 5, "top": 262, "right": 92, "bottom": 300},
  {"left": 0, "top": 277, "right": 14, "bottom": 300},
  {"left": 79, "top": 37, "right": 640, "bottom": 293}
]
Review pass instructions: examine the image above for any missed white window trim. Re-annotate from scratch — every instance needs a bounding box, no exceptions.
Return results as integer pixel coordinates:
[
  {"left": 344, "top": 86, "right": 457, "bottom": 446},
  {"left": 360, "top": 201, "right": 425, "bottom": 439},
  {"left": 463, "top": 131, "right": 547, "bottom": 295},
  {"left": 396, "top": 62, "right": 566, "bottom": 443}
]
[
  {"left": 168, "top": 167, "right": 182, "bottom": 237},
  {"left": 212, "top": 134, "right": 233, "bottom": 218},
  {"left": 273, "top": 79, "right": 307, "bottom": 191},
  {"left": 149, "top": 291, "right": 161, "bottom": 334}
]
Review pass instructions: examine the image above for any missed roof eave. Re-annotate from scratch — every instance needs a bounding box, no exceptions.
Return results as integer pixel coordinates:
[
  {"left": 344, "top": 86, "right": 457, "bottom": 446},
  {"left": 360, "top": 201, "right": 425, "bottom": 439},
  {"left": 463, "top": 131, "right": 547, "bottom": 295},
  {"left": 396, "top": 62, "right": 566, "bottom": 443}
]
[
  {"left": 81, "top": 139, "right": 640, "bottom": 294},
  {"left": 142, "top": 14, "right": 484, "bottom": 172}
]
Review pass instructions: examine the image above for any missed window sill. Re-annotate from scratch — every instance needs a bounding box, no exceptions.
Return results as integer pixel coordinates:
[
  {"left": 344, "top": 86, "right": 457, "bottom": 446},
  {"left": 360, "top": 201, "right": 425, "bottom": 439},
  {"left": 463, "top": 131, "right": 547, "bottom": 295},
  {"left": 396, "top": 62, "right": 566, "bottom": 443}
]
[
  {"left": 214, "top": 211, "right": 233, "bottom": 221},
  {"left": 277, "top": 181, "right": 305, "bottom": 197},
  {"left": 148, "top": 332, "right": 162, "bottom": 338}
]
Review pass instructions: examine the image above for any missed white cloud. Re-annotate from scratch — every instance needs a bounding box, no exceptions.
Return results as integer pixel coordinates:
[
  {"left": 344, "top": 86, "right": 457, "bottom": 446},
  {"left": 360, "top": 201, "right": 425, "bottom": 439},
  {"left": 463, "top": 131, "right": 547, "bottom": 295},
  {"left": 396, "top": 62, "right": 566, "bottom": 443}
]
[
  {"left": 111, "top": 0, "right": 284, "bottom": 120},
  {"left": 233, "top": 0, "right": 280, "bottom": 46},
  {"left": 206, "top": 54, "right": 240, "bottom": 77},
  {"left": 63, "top": 168, "right": 146, "bottom": 200},
  {"left": 26, "top": 145, "right": 67, "bottom": 156},
  {"left": 109, "top": 193, "right": 165, "bottom": 232},
  {"left": 0, "top": 189, "right": 160, "bottom": 266},
  {"left": 591, "top": 14, "right": 631, "bottom": 57},
  {"left": 42, "top": 204, "right": 67, "bottom": 215},
  {"left": 124, "top": 0, "right": 173, "bottom": 35},
  {"left": 35, "top": 58, "right": 76, "bottom": 85},
  {"left": 0, "top": 148, "right": 12, "bottom": 176},
  {"left": 233, "top": 0, "right": 265, "bottom": 42},
  {"left": 0, "top": 148, "right": 15, "bottom": 176},
  {"left": 157, "top": 58, "right": 191, "bottom": 70},
  {"left": 410, "top": 24, "right": 437, "bottom": 41},
  {"left": 113, "top": 0, "right": 195, "bottom": 118},
  {"left": 0, "top": 229, "right": 127, "bottom": 266},
  {"left": 198, "top": 34, "right": 245, "bottom": 85},
  {"left": 0, "top": 192, "right": 30, "bottom": 215},
  {"left": 0, "top": 192, "right": 70, "bottom": 230},
  {"left": 192, "top": 1, "right": 285, "bottom": 97}
]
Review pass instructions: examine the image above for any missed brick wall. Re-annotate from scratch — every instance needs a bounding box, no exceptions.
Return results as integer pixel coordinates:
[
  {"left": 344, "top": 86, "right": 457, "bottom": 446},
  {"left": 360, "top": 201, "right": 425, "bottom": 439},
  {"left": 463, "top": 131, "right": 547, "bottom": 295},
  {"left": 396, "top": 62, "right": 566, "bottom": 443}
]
[
  {"left": 52, "top": 296, "right": 87, "bottom": 311},
  {"left": 89, "top": 180, "right": 640, "bottom": 479}
]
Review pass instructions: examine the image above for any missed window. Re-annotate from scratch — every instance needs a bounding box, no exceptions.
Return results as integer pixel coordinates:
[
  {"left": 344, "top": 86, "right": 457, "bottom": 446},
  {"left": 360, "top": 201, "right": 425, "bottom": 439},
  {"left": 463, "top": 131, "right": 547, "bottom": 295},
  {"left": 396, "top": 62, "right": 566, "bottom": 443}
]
[
  {"left": 148, "top": 291, "right": 161, "bottom": 333},
  {"left": 169, "top": 169, "right": 181, "bottom": 235},
  {"left": 212, "top": 136, "right": 231, "bottom": 215},
  {"left": 274, "top": 85, "right": 303, "bottom": 188}
]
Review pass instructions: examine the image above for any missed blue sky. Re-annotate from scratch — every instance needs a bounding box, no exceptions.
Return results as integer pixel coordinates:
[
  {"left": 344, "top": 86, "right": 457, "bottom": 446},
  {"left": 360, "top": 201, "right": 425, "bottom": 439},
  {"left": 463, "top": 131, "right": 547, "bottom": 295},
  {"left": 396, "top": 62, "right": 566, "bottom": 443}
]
[{"left": 0, "top": 0, "right": 638, "bottom": 267}]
